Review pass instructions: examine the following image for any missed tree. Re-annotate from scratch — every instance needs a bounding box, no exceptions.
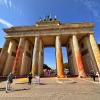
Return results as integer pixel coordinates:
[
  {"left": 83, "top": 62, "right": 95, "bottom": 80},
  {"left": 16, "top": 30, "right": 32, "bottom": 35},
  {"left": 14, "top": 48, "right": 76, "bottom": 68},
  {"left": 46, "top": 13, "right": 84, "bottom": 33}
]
[{"left": 64, "top": 63, "right": 69, "bottom": 69}]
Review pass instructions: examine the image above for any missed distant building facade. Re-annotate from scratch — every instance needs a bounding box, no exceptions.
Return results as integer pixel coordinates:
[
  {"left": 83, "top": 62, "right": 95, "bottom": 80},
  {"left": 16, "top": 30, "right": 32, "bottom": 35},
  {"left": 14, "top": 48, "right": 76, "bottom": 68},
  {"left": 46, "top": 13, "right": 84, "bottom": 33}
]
[{"left": 0, "top": 16, "right": 100, "bottom": 78}]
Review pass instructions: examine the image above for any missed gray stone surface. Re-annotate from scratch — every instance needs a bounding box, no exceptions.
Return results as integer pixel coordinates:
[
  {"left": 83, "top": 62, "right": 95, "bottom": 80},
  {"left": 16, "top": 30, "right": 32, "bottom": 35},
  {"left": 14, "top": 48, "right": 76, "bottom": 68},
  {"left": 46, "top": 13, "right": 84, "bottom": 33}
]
[{"left": 0, "top": 77, "right": 100, "bottom": 100}]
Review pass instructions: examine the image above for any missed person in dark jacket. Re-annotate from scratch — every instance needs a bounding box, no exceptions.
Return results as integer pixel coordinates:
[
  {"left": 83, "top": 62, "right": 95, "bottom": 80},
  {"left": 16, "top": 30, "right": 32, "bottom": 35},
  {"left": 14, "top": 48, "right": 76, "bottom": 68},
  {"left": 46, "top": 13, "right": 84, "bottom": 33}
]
[
  {"left": 90, "top": 71, "right": 96, "bottom": 82},
  {"left": 6, "top": 72, "right": 15, "bottom": 93},
  {"left": 27, "top": 72, "right": 32, "bottom": 84}
]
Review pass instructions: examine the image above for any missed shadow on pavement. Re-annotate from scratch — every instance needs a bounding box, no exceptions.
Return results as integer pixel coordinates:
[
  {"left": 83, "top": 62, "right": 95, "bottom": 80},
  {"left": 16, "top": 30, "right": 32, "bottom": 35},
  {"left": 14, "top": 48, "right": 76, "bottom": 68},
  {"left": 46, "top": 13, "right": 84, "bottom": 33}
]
[
  {"left": 15, "top": 82, "right": 28, "bottom": 84},
  {"left": 12, "top": 88, "right": 30, "bottom": 92},
  {"left": 33, "top": 83, "right": 46, "bottom": 85},
  {"left": 15, "top": 82, "right": 46, "bottom": 85},
  {"left": 70, "top": 81, "right": 77, "bottom": 84},
  {"left": 0, "top": 87, "right": 30, "bottom": 92}
]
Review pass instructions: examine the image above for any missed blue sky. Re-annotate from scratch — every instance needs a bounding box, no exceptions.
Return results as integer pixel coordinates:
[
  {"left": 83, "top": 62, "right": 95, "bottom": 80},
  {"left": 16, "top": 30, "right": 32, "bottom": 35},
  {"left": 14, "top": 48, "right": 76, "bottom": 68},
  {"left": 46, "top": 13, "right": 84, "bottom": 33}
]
[{"left": 0, "top": 0, "right": 100, "bottom": 69}]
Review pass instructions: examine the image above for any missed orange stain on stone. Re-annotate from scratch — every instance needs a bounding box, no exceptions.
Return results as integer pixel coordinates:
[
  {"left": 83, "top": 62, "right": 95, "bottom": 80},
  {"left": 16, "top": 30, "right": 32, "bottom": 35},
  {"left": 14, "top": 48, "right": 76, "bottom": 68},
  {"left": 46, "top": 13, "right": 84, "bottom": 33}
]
[
  {"left": 75, "top": 51, "right": 86, "bottom": 77},
  {"left": 12, "top": 47, "right": 21, "bottom": 74},
  {"left": 56, "top": 48, "right": 64, "bottom": 78}
]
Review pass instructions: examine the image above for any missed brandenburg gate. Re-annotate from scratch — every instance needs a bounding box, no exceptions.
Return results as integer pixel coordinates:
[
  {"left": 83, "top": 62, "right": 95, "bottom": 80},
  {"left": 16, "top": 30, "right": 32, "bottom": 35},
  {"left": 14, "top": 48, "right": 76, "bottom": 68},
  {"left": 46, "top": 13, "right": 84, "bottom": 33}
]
[{"left": 0, "top": 16, "right": 100, "bottom": 78}]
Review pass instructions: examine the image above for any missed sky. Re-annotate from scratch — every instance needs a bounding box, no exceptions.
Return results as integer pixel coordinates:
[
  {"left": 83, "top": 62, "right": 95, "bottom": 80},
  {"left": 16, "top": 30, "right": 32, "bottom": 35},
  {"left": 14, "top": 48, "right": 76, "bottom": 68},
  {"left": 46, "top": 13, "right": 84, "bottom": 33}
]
[{"left": 0, "top": 0, "right": 100, "bottom": 69}]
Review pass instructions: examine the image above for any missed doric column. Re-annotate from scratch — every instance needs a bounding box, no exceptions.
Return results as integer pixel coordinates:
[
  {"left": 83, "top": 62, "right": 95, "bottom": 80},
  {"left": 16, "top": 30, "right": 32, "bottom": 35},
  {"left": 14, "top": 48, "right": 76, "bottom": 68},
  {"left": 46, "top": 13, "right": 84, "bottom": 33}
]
[
  {"left": 89, "top": 34, "right": 100, "bottom": 72},
  {"left": 12, "top": 38, "right": 25, "bottom": 75},
  {"left": 68, "top": 38, "right": 78, "bottom": 75},
  {"left": 20, "top": 40, "right": 32, "bottom": 76},
  {"left": 56, "top": 36, "right": 64, "bottom": 78},
  {"left": 0, "top": 39, "right": 10, "bottom": 75},
  {"left": 72, "top": 35, "right": 86, "bottom": 77},
  {"left": 83, "top": 36, "right": 97, "bottom": 73},
  {"left": 38, "top": 39, "right": 44, "bottom": 77},
  {"left": 3, "top": 40, "right": 18, "bottom": 76},
  {"left": 32, "top": 36, "right": 40, "bottom": 76}
]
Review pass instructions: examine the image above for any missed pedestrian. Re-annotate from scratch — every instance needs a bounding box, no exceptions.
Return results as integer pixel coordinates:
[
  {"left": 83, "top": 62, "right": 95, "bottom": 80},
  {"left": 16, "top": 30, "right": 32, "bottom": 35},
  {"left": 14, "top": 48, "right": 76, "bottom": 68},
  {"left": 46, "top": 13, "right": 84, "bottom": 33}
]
[
  {"left": 6, "top": 72, "right": 15, "bottom": 93},
  {"left": 27, "top": 72, "right": 32, "bottom": 84},
  {"left": 35, "top": 75, "right": 40, "bottom": 84},
  {"left": 96, "top": 72, "right": 100, "bottom": 82},
  {"left": 92, "top": 72, "right": 96, "bottom": 82}
]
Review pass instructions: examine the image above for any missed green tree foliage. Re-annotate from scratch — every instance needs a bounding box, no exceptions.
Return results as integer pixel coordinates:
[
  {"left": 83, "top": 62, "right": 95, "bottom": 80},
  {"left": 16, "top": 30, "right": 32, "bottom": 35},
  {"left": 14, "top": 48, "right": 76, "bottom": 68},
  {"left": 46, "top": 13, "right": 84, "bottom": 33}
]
[{"left": 64, "top": 63, "right": 69, "bottom": 69}]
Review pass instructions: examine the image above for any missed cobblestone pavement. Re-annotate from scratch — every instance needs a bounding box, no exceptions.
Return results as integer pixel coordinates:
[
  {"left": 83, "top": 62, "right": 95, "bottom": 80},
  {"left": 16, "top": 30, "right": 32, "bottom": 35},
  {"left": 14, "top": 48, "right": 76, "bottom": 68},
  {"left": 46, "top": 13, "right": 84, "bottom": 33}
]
[{"left": 0, "top": 77, "right": 100, "bottom": 100}]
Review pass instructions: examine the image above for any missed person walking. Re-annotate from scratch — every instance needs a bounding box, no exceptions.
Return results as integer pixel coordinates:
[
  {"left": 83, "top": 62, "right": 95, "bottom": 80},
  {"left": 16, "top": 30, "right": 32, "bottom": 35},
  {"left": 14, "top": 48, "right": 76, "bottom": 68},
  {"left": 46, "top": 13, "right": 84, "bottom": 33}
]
[
  {"left": 6, "top": 72, "right": 15, "bottom": 93},
  {"left": 92, "top": 72, "right": 96, "bottom": 82},
  {"left": 27, "top": 72, "right": 32, "bottom": 85}
]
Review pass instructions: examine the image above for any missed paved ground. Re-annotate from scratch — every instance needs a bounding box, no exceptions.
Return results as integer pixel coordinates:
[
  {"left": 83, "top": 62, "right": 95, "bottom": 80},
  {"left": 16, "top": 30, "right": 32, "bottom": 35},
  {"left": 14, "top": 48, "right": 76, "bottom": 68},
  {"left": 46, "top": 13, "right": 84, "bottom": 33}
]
[{"left": 0, "top": 77, "right": 100, "bottom": 100}]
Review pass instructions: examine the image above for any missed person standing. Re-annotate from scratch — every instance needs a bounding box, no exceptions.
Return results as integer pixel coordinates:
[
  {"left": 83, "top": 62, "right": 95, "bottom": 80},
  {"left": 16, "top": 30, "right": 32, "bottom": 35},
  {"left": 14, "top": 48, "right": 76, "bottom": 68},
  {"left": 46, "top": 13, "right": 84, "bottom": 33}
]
[
  {"left": 35, "top": 75, "right": 40, "bottom": 84},
  {"left": 96, "top": 72, "right": 100, "bottom": 83},
  {"left": 92, "top": 72, "right": 96, "bottom": 82},
  {"left": 6, "top": 72, "right": 15, "bottom": 93},
  {"left": 27, "top": 72, "right": 32, "bottom": 85}
]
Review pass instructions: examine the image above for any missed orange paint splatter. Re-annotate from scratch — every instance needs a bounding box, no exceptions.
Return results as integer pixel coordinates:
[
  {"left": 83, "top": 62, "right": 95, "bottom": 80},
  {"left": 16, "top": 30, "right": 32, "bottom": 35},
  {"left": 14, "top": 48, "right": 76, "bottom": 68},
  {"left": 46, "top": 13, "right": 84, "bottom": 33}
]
[{"left": 12, "top": 47, "right": 21, "bottom": 74}]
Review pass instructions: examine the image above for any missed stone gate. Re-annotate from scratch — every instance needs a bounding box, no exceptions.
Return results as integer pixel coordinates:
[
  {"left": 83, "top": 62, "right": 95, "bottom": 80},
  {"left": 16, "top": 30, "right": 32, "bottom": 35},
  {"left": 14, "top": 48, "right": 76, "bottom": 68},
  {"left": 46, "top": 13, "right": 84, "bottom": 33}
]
[{"left": 0, "top": 16, "right": 100, "bottom": 78}]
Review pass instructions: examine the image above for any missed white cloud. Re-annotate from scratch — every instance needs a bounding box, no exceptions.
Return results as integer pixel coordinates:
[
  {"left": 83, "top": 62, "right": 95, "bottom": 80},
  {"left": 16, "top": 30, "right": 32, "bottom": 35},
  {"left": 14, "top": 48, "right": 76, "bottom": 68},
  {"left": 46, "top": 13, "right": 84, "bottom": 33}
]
[
  {"left": 0, "top": 0, "right": 24, "bottom": 16},
  {"left": 4, "top": 0, "right": 8, "bottom": 7},
  {"left": 9, "top": 0, "right": 12, "bottom": 8},
  {"left": 75, "top": 0, "right": 100, "bottom": 20},
  {"left": 0, "top": 18, "right": 13, "bottom": 27},
  {"left": 0, "top": 0, "right": 11, "bottom": 8}
]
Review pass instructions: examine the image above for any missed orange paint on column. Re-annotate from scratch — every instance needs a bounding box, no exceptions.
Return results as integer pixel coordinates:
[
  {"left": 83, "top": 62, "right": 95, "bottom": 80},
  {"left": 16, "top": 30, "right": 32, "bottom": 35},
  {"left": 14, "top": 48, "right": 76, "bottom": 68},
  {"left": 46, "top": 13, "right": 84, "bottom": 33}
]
[
  {"left": 75, "top": 51, "right": 86, "bottom": 77},
  {"left": 56, "top": 48, "right": 64, "bottom": 78},
  {"left": 72, "top": 35, "right": 86, "bottom": 77},
  {"left": 12, "top": 47, "right": 21, "bottom": 74}
]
